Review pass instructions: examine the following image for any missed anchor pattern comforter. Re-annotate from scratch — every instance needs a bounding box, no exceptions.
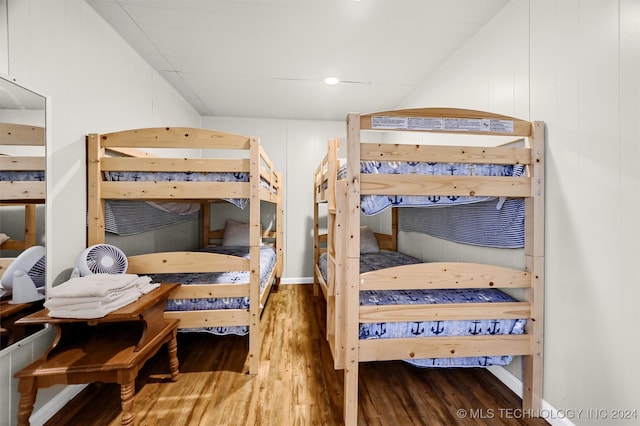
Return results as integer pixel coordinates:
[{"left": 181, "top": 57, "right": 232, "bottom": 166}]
[
  {"left": 338, "top": 161, "right": 524, "bottom": 215},
  {"left": 149, "top": 245, "right": 277, "bottom": 336},
  {"left": 319, "top": 250, "right": 526, "bottom": 367}
]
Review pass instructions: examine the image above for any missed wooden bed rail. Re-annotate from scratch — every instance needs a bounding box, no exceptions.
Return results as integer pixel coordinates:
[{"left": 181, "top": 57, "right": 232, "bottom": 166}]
[
  {"left": 360, "top": 262, "right": 531, "bottom": 291},
  {"left": 0, "top": 123, "right": 45, "bottom": 146},
  {"left": 96, "top": 127, "right": 251, "bottom": 149},
  {"left": 359, "top": 107, "right": 533, "bottom": 137}
]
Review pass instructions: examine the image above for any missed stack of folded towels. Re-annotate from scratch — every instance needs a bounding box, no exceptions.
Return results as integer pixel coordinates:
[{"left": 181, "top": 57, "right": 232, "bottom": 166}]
[{"left": 44, "top": 273, "right": 159, "bottom": 319}]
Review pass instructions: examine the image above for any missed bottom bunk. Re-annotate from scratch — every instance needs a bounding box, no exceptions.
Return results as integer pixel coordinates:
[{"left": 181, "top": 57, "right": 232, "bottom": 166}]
[
  {"left": 0, "top": 203, "right": 41, "bottom": 253},
  {"left": 147, "top": 244, "right": 277, "bottom": 336},
  {"left": 318, "top": 250, "right": 527, "bottom": 369},
  {"left": 125, "top": 242, "right": 279, "bottom": 375}
]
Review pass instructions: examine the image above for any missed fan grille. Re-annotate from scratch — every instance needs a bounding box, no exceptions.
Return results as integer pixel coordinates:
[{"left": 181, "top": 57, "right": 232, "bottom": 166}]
[
  {"left": 84, "top": 245, "right": 128, "bottom": 274},
  {"left": 28, "top": 256, "right": 46, "bottom": 288}
]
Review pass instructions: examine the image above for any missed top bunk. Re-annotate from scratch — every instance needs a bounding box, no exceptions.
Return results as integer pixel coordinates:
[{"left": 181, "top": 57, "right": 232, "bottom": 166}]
[
  {"left": 0, "top": 122, "right": 46, "bottom": 203},
  {"left": 315, "top": 107, "right": 544, "bottom": 216},
  {"left": 86, "top": 127, "right": 282, "bottom": 245}
]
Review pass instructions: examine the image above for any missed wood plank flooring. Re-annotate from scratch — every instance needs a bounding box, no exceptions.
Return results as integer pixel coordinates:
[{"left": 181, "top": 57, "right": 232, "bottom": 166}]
[{"left": 44, "top": 284, "right": 548, "bottom": 425}]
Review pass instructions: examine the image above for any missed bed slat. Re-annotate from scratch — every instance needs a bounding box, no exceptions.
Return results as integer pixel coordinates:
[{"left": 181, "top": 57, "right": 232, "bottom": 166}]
[
  {"left": 164, "top": 309, "right": 250, "bottom": 328},
  {"left": 0, "top": 123, "right": 45, "bottom": 145},
  {"left": 127, "top": 251, "right": 250, "bottom": 274},
  {"left": 361, "top": 174, "right": 531, "bottom": 197},
  {"left": 359, "top": 334, "right": 532, "bottom": 362},
  {"left": 0, "top": 156, "right": 45, "bottom": 171},
  {"left": 0, "top": 182, "right": 45, "bottom": 201},
  {"left": 360, "top": 143, "right": 531, "bottom": 165},
  {"left": 170, "top": 283, "right": 249, "bottom": 299},
  {"left": 359, "top": 301, "right": 531, "bottom": 323},
  {"left": 99, "top": 127, "right": 251, "bottom": 149},
  {"left": 101, "top": 157, "right": 249, "bottom": 173},
  {"left": 360, "top": 262, "right": 531, "bottom": 291},
  {"left": 101, "top": 181, "right": 249, "bottom": 200},
  {"left": 359, "top": 108, "right": 532, "bottom": 137}
]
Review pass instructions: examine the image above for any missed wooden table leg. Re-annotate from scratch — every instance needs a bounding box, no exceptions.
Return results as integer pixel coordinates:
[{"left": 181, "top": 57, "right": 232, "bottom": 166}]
[
  {"left": 168, "top": 328, "right": 179, "bottom": 382},
  {"left": 120, "top": 379, "right": 136, "bottom": 426},
  {"left": 16, "top": 377, "right": 37, "bottom": 426}
]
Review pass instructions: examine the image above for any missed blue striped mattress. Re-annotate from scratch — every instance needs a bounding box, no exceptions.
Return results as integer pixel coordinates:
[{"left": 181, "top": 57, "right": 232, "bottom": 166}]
[
  {"left": 398, "top": 197, "right": 525, "bottom": 248},
  {"left": 319, "top": 251, "right": 525, "bottom": 368}
]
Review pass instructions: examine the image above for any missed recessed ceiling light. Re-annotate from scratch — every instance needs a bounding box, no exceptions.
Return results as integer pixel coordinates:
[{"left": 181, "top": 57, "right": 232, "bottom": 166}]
[{"left": 324, "top": 77, "right": 340, "bottom": 85}]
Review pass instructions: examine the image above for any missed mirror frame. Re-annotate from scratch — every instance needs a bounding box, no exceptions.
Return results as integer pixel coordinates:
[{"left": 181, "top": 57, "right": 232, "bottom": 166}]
[{"left": 0, "top": 73, "right": 49, "bottom": 351}]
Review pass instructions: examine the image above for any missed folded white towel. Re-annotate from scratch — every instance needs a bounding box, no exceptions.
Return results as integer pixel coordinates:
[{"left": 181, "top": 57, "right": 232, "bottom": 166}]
[
  {"left": 48, "top": 273, "right": 140, "bottom": 298},
  {"left": 47, "top": 290, "right": 142, "bottom": 319},
  {"left": 139, "top": 282, "right": 161, "bottom": 294},
  {"left": 46, "top": 298, "right": 118, "bottom": 311},
  {"left": 45, "top": 277, "right": 158, "bottom": 308},
  {"left": 45, "top": 294, "right": 123, "bottom": 308}
]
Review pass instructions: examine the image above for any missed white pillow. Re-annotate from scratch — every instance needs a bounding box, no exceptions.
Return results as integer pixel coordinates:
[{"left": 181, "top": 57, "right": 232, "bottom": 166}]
[
  {"left": 360, "top": 226, "right": 380, "bottom": 253},
  {"left": 222, "top": 220, "right": 249, "bottom": 246}
]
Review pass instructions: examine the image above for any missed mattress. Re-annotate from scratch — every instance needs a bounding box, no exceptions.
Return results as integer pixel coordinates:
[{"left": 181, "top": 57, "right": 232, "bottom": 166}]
[
  {"left": 0, "top": 171, "right": 45, "bottom": 181},
  {"left": 104, "top": 200, "right": 198, "bottom": 235},
  {"left": 319, "top": 250, "right": 525, "bottom": 368},
  {"left": 104, "top": 170, "right": 250, "bottom": 209},
  {"left": 398, "top": 197, "right": 525, "bottom": 248},
  {"left": 149, "top": 245, "right": 277, "bottom": 336},
  {"left": 337, "top": 161, "right": 524, "bottom": 215}
]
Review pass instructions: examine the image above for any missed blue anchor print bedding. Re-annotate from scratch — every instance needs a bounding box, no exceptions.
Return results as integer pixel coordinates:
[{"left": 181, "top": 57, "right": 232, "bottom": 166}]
[
  {"left": 0, "top": 171, "right": 46, "bottom": 182},
  {"left": 104, "top": 170, "right": 251, "bottom": 209},
  {"left": 320, "top": 251, "right": 526, "bottom": 368},
  {"left": 338, "top": 161, "right": 524, "bottom": 215},
  {"left": 148, "top": 245, "right": 277, "bottom": 336}
]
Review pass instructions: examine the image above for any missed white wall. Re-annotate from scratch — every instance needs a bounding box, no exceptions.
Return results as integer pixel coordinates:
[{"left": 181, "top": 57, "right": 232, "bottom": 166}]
[
  {"left": 202, "top": 116, "right": 345, "bottom": 281},
  {"left": 400, "top": 0, "right": 640, "bottom": 423},
  {"left": 1, "top": 1, "right": 201, "bottom": 425},
  {"left": 4, "top": 0, "right": 638, "bottom": 424}
]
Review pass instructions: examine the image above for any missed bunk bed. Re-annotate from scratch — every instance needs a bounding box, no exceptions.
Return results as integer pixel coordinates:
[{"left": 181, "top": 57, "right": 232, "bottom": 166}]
[
  {"left": 0, "top": 123, "right": 45, "bottom": 280},
  {"left": 313, "top": 108, "right": 545, "bottom": 424},
  {"left": 86, "top": 127, "right": 283, "bottom": 374}
]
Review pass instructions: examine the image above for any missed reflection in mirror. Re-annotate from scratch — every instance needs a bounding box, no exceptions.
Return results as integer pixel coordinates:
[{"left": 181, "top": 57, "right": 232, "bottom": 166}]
[{"left": 0, "top": 76, "right": 46, "bottom": 350}]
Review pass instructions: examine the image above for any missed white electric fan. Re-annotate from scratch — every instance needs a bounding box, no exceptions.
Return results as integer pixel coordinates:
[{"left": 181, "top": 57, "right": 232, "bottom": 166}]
[
  {"left": 72, "top": 244, "right": 128, "bottom": 277},
  {"left": 0, "top": 245, "right": 46, "bottom": 304}
]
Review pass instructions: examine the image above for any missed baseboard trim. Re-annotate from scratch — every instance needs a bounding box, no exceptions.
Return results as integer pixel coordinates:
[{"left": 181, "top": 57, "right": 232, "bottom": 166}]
[
  {"left": 280, "top": 277, "right": 313, "bottom": 284},
  {"left": 487, "top": 366, "right": 573, "bottom": 426},
  {"left": 29, "top": 384, "right": 85, "bottom": 426}
]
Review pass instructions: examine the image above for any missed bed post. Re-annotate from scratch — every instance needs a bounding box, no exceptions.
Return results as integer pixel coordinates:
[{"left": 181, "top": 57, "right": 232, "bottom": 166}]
[
  {"left": 523, "top": 121, "right": 545, "bottom": 410},
  {"left": 391, "top": 207, "right": 398, "bottom": 251},
  {"left": 199, "top": 202, "right": 211, "bottom": 248},
  {"left": 248, "top": 136, "right": 261, "bottom": 375},
  {"left": 327, "top": 138, "right": 339, "bottom": 296},
  {"left": 276, "top": 170, "right": 284, "bottom": 286},
  {"left": 313, "top": 169, "right": 320, "bottom": 295},
  {"left": 343, "top": 113, "right": 361, "bottom": 425},
  {"left": 86, "top": 134, "right": 105, "bottom": 245},
  {"left": 23, "top": 204, "right": 37, "bottom": 247}
]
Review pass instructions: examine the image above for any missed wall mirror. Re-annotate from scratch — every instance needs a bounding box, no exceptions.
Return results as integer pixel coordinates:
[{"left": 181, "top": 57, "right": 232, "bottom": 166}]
[{"left": 0, "top": 75, "right": 47, "bottom": 350}]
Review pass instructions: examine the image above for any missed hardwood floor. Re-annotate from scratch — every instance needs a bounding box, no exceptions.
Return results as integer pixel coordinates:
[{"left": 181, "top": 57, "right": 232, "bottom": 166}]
[{"left": 44, "top": 284, "right": 548, "bottom": 425}]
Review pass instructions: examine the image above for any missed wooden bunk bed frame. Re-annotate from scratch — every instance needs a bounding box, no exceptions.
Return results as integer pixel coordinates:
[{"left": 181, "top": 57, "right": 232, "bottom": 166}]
[
  {"left": 0, "top": 123, "right": 45, "bottom": 274},
  {"left": 86, "top": 127, "right": 283, "bottom": 374},
  {"left": 313, "top": 108, "right": 545, "bottom": 424}
]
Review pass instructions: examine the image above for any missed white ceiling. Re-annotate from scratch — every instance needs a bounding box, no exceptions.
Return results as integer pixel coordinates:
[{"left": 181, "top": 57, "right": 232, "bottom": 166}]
[{"left": 86, "top": 0, "right": 509, "bottom": 121}]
